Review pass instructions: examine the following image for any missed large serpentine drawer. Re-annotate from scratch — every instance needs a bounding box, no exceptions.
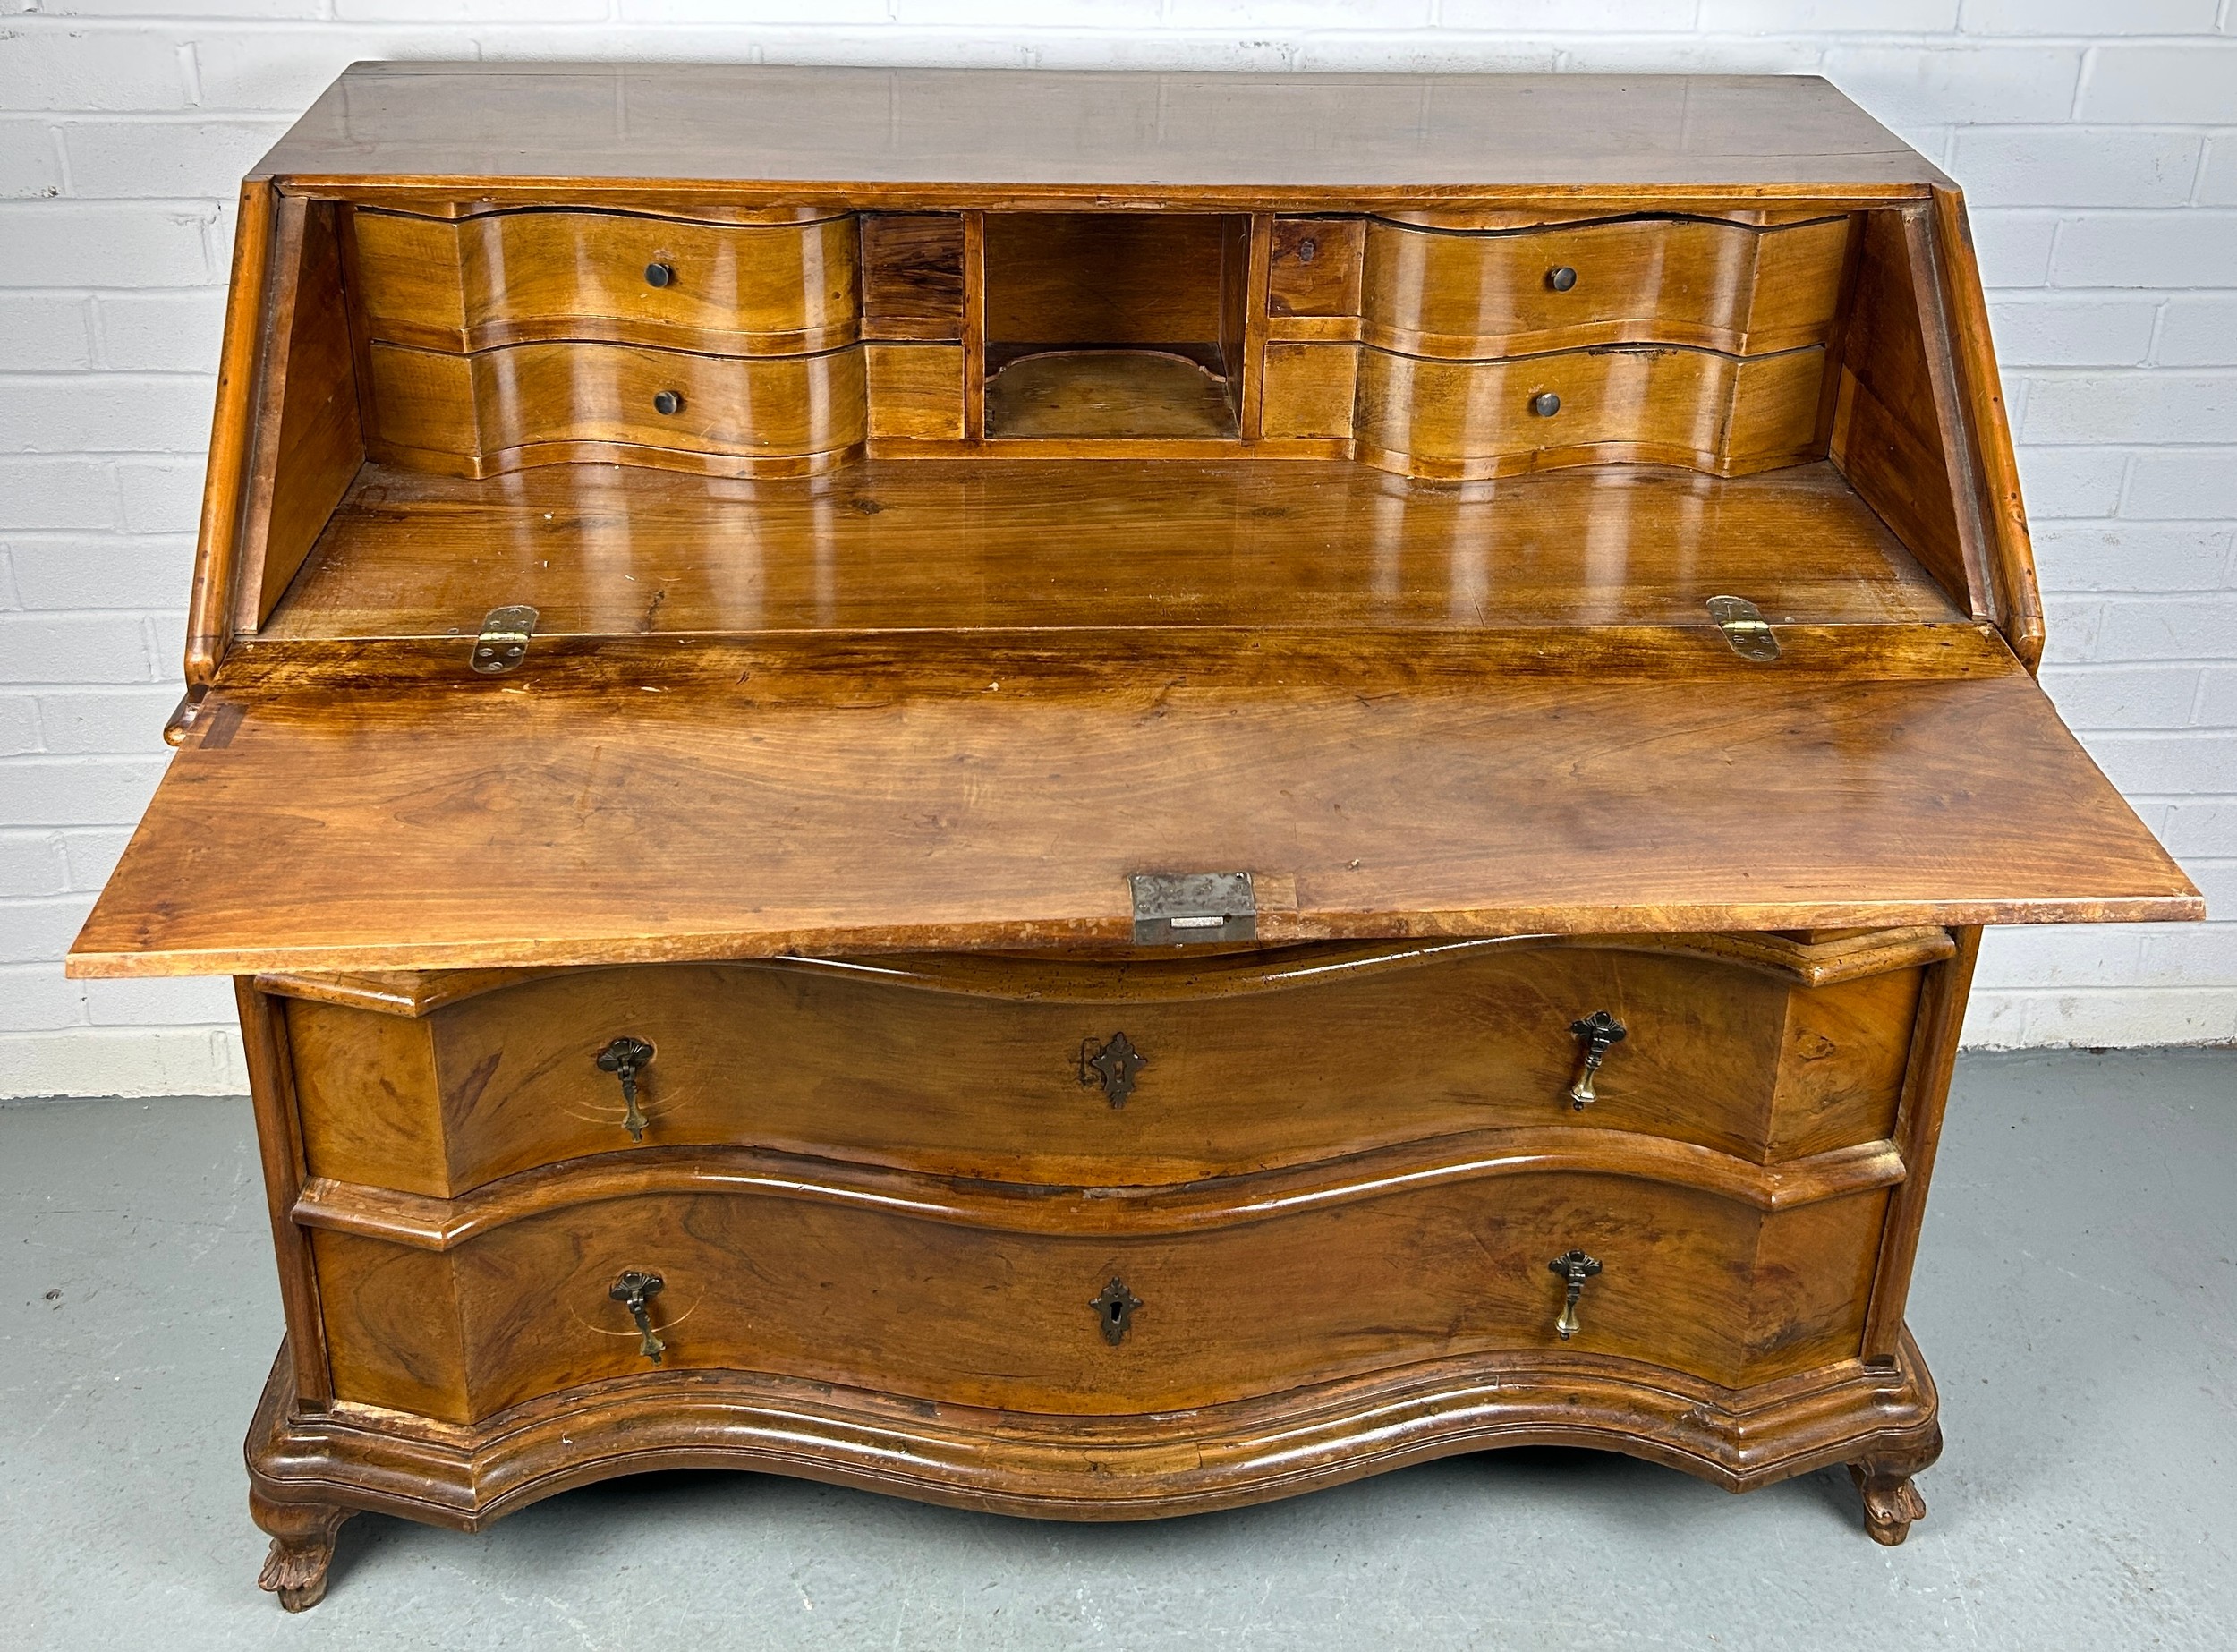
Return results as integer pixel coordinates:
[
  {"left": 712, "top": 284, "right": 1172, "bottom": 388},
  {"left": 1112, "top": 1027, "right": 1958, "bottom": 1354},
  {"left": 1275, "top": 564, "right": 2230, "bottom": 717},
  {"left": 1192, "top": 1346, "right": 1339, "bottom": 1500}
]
[
  {"left": 297, "top": 1161, "right": 1898, "bottom": 1425},
  {"left": 266, "top": 932, "right": 1947, "bottom": 1198}
]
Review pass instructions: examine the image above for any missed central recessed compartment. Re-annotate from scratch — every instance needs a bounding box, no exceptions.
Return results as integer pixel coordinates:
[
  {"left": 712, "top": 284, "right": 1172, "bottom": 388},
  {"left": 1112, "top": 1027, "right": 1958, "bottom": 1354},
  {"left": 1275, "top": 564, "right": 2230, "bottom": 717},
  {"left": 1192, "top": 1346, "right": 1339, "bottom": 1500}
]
[{"left": 983, "top": 212, "right": 1251, "bottom": 440}]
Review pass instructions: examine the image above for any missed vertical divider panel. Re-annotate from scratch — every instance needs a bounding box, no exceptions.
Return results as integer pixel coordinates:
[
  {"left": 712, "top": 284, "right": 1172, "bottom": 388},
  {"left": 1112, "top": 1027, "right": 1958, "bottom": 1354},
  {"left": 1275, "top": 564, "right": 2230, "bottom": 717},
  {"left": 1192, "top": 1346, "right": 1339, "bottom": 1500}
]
[
  {"left": 962, "top": 210, "right": 987, "bottom": 442},
  {"left": 1240, "top": 214, "right": 1273, "bottom": 440}
]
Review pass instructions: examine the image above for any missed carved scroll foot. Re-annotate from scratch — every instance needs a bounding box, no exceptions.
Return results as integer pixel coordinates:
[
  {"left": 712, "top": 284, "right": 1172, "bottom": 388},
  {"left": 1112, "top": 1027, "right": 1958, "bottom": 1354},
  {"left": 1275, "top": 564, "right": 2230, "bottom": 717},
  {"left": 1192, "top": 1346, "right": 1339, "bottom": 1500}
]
[
  {"left": 1847, "top": 1460, "right": 1929, "bottom": 1546},
  {"left": 251, "top": 1494, "right": 354, "bottom": 1611}
]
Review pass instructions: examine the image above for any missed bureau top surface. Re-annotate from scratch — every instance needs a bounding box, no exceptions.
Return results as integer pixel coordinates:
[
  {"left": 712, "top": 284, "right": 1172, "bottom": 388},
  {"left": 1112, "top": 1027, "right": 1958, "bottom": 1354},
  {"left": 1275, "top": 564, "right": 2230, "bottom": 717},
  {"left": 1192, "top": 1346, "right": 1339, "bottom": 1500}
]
[{"left": 254, "top": 64, "right": 1947, "bottom": 198}]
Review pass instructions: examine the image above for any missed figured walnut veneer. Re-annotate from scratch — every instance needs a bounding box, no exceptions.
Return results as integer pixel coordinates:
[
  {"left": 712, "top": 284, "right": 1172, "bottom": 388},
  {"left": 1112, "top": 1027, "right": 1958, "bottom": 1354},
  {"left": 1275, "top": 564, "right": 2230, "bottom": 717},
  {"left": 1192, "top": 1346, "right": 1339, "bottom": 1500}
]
[
  {"left": 64, "top": 64, "right": 2198, "bottom": 1607},
  {"left": 270, "top": 940, "right": 1933, "bottom": 1199}
]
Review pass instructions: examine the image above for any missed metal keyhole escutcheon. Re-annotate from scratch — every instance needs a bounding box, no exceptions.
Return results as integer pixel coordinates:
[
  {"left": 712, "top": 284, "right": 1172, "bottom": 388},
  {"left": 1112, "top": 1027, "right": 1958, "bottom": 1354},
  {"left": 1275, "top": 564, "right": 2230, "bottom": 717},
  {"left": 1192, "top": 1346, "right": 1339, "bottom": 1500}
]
[
  {"left": 1547, "top": 1249, "right": 1602, "bottom": 1341},
  {"left": 610, "top": 1269, "right": 667, "bottom": 1363},
  {"left": 597, "top": 1035, "right": 655, "bottom": 1140},
  {"left": 1092, "top": 1277, "right": 1143, "bottom": 1346},
  {"left": 1080, "top": 1032, "right": 1147, "bottom": 1108},
  {"left": 1566, "top": 1010, "right": 1627, "bottom": 1109}
]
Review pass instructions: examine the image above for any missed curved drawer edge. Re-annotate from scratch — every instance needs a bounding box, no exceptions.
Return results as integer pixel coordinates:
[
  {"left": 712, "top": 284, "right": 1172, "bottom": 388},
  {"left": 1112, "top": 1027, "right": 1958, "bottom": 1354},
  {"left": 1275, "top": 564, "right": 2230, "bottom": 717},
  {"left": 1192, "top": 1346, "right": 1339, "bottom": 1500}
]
[
  {"left": 292, "top": 1128, "right": 1908, "bottom": 1250},
  {"left": 376, "top": 316, "right": 865, "bottom": 358},
  {"left": 1359, "top": 319, "right": 1825, "bottom": 361},
  {"left": 248, "top": 1325, "right": 1939, "bottom": 1527},
  {"left": 1356, "top": 439, "right": 1818, "bottom": 484},
  {"left": 367, "top": 438, "right": 866, "bottom": 481},
  {"left": 251, "top": 926, "right": 1953, "bottom": 1017}
]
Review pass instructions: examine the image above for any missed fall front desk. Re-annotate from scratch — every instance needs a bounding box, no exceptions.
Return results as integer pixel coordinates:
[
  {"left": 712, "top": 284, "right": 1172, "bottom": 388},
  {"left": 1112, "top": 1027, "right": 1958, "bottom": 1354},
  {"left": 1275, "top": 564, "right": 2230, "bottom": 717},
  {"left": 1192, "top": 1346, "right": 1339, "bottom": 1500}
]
[{"left": 67, "top": 64, "right": 2199, "bottom": 1610}]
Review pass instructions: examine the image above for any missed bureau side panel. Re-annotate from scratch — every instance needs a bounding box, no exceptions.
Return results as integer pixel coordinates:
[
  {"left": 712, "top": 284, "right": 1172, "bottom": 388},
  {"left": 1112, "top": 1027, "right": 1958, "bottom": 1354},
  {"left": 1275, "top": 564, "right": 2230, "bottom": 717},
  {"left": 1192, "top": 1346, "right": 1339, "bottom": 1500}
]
[
  {"left": 311, "top": 1229, "right": 472, "bottom": 1422},
  {"left": 1766, "top": 967, "right": 1922, "bottom": 1160},
  {"left": 287, "top": 998, "right": 450, "bottom": 1196}
]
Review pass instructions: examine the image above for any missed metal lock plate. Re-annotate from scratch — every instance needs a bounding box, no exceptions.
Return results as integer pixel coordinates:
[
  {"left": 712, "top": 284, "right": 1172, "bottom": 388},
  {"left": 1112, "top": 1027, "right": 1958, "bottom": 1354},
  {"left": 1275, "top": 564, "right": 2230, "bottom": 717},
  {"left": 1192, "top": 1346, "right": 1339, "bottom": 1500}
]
[
  {"left": 1706, "top": 594, "right": 1780, "bottom": 663},
  {"left": 1131, "top": 872, "right": 1256, "bottom": 946},
  {"left": 472, "top": 604, "right": 539, "bottom": 675}
]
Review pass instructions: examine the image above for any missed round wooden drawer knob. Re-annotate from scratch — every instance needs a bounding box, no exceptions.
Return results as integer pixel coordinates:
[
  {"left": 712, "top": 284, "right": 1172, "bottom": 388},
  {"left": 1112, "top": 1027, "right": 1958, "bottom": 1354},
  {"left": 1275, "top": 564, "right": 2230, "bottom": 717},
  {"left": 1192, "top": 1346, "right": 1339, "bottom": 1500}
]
[
  {"left": 652, "top": 389, "right": 685, "bottom": 415},
  {"left": 1546, "top": 265, "right": 1578, "bottom": 291},
  {"left": 644, "top": 261, "right": 675, "bottom": 287},
  {"left": 1529, "top": 391, "right": 1561, "bottom": 418}
]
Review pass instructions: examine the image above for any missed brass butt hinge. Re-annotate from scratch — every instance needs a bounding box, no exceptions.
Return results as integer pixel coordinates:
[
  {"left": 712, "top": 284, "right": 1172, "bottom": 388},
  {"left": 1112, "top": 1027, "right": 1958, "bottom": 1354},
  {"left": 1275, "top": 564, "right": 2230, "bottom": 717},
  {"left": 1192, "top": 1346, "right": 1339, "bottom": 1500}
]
[
  {"left": 1131, "top": 872, "right": 1256, "bottom": 946},
  {"left": 1706, "top": 595, "right": 1780, "bottom": 662},
  {"left": 472, "top": 604, "right": 539, "bottom": 676}
]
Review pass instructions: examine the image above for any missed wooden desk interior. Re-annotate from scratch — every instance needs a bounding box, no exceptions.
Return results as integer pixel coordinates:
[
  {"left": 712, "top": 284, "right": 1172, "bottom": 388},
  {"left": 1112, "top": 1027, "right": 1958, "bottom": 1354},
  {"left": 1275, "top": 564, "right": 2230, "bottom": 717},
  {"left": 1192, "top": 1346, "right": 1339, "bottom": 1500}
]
[{"left": 260, "top": 458, "right": 1964, "bottom": 643}]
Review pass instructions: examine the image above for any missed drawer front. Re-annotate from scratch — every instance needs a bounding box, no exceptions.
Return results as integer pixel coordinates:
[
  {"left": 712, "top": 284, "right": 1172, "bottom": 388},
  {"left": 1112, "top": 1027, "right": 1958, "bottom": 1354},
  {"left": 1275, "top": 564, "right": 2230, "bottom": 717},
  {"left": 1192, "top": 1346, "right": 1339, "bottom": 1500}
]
[
  {"left": 365, "top": 338, "right": 868, "bottom": 476},
  {"left": 1353, "top": 342, "right": 1824, "bottom": 481},
  {"left": 351, "top": 209, "right": 860, "bottom": 355},
  {"left": 865, "top": 342, "right": 966, "bottom": 439},
  {"left": 1266, "top": 217, "right": 1365, "bottom": 319},
  {"left": 860, "top": 213, "right": 966, "bottom": 342},
  {"left": 310, "top": 1170, "right": 1890, "bottom": 1423},
  {"left": 1361, "top": 216, "right": 1850, "bottom": 358},
  {"left": 285, "top": 941, "right": 1926, "bottom": 1197}
]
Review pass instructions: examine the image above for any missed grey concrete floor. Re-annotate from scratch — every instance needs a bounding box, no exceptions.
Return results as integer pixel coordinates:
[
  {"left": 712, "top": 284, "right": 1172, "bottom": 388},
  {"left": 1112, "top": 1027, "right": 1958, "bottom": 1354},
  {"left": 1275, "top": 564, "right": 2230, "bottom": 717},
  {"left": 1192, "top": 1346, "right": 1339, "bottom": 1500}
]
[{"left": 2, "top": 1049, "right": 2232, "bottom": 1650}]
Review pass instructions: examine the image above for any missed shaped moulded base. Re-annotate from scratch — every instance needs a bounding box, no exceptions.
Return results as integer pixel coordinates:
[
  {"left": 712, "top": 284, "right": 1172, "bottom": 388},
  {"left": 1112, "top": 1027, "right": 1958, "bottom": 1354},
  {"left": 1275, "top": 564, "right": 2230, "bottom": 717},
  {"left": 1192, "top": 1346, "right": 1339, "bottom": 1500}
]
[{"left": 244, "top": 1327, "right": 1942, "bottom": 1605}]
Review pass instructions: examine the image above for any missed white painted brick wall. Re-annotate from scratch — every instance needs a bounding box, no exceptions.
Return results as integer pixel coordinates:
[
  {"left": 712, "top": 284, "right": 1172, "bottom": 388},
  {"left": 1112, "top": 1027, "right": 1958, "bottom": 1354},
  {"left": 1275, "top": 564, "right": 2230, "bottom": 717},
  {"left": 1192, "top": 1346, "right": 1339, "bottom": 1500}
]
[{"left": 2, "top": 3, "right": 2233, "bottom": 1096}]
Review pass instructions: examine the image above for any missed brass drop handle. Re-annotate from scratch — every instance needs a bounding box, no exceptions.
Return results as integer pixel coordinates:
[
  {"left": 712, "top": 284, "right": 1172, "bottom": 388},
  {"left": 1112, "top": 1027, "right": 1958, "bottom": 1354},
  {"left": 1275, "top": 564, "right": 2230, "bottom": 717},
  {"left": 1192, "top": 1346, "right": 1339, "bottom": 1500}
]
[
  {"left": 1079, "top": 1031, "right": 1146, "bottom": 1108},
  {"left": 1565, "top": 1010, "right": 1626, "bottom": 1109},
  {"left": 1548, "top": 1248, "right": 1603, "bottom": 1341},
  {"left": 597, "top": 1035, "right": 655, "bottom": 1141},
  {"left": 609, "top": 1268, "right": 666, "bottom": 1363}
]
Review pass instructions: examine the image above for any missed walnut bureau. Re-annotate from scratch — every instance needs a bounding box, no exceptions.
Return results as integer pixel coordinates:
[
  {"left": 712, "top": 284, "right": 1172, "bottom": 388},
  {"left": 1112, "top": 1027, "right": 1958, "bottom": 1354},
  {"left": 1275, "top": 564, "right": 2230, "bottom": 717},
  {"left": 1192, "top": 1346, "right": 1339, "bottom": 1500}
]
[{"left": 68, "top": 64, "right": 2201, "bottom": 1610}]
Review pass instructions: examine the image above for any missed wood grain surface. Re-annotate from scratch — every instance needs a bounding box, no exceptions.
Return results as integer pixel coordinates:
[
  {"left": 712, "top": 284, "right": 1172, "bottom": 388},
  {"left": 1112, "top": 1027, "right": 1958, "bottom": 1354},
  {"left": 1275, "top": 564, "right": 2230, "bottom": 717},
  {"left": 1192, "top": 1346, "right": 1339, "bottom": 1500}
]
[
  {"left": 364, "top": 337, "right": 868, "bottom": 476},
  {"left": 71, "top": 630, "right": 2197, "bottom": 977},
  {"left": 254, "top": 66, "right": 1950, "bottom": 199},
  {"left": 278, "top": 940, "right": 1924, "bottom": 1196},
  {"left": 861, "top": 213, "right": 965, "bottom": 341},
  {"left": 1358, "top": 215, "right": 1850, "bottom": 358},
  {"left": 307, "top": 1167, "right": 1890, "bottom": 1422},
  {"left": 245, "top": 1328, "right": 1942, "bottom": 1525},
  {"left": 1352, "top": 341, "right": 1826, "bottom": 479},
  {"left": 350, "top": 208, "right": 859, "bottom": 356},
  {"left": 984, "top": 350, "right": 1241, "bottom": 440},
  {"left": 234, "top": 200, "right": 363, "bottom": 634},
  {"left": 259, "top": 458, "right": 1963, "bottom": 640}
]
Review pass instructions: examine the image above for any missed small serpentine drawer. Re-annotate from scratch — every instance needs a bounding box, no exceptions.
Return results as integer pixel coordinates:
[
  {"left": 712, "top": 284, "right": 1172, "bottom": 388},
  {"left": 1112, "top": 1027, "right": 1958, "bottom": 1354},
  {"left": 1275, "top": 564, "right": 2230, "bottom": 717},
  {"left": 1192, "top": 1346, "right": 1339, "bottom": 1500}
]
[
  {"left": 364, "top": 337, "right": 869, "bottom": 477},
  {"left": 1266, "top": 213, "right": 1850, "bottom": 359},
  {"left": 273, "top": 933, "right": 1944, "bottom": 1199},
  {"left": 301, "top": 1159, "right": 1896, "bottom": 1425},
  {"left": 1266, "top": 339, "right": 1827, "bottom": 480},
  {"left": 350, "top": 208, "right": 861, "bottom": 356}
]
